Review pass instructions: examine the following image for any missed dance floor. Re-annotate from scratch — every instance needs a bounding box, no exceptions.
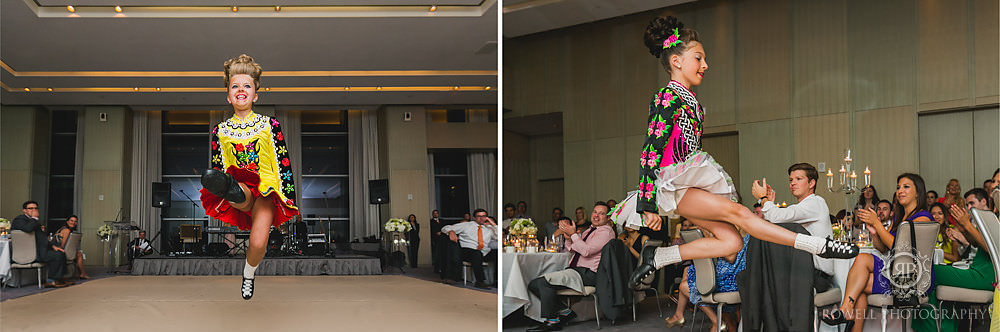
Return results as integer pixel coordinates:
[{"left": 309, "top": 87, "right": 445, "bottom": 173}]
[{"left": 1, "top": 275, "right": 497, "bottom": 332}]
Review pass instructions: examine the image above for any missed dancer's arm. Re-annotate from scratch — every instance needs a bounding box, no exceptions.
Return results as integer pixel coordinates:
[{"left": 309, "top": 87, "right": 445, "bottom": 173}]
[
  {"left": 270, "top": 117, "right": 297, "bottom": 205},
  {"left": 635, "top": 88, "right": 683, "bottom": 215},
  {"left": 210, "top": 126, "right": 223, "bottom": 170}
]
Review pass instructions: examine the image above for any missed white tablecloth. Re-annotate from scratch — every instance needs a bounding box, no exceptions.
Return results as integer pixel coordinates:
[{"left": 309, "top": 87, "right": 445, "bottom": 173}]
[
  {"left": 0, "top": 239, "right": 10, "bottom": 282},
  {"left": 502, "top": 252, "right": 572, "bottom": 322}
]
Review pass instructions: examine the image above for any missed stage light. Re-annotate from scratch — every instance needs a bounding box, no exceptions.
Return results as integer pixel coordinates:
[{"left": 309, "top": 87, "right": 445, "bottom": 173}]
[
  {"left": 114, "top": 5, "right": 122, "bottom": 13},
  {"left": 67, "top": 6, "right": 75, "bottom": 13}
]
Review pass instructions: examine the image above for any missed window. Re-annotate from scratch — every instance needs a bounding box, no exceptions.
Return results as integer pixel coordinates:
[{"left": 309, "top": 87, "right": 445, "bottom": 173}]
[
  {"left": 161, "top": 111, "right": 210, "bottom": 252},
  {"left": 427, "top": 108, "right": 498, "bottom": 123},
  {"left": 47, "top": 110, "right": 78, "bottom": 230},
  {"left": 433, "top": 151, "right": 470, "bottom": 223},
  {"left": 299, "top": 110, "right": 349, "bottom": 241}
]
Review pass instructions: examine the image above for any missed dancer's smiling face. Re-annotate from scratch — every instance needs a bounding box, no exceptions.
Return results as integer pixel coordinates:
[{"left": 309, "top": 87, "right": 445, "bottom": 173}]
[
  {"left": 670, "top": 41, "right": 708, "bottom": 88},
  {"left": 227, "top": 74, "right": 258, "bottom": 111}
]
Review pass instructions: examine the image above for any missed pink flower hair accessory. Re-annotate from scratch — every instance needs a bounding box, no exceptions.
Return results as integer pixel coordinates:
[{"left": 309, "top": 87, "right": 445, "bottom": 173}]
[{"left": 662, "top": 28, "right": 682, "bottom": 50}]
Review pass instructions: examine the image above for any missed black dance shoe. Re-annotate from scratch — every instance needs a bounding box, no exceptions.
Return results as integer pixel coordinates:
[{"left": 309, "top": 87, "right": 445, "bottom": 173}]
[
  {"left": 817, "top": 238, "right": 860, "bottom": 259},
  {"left": 241, "top": 276, "right": 254, "bottom": 300},
  {"left": 201, "top": 169, "right": 246, "bottom": 203},
  {"left": 628, "top": 246, "right": 658, "bottom": 289}
]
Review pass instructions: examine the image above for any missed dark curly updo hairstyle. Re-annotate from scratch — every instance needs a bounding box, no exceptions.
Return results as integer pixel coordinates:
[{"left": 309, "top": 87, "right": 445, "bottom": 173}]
[{"left": 644, "top": 16, "right": 700, "bottom": 80}]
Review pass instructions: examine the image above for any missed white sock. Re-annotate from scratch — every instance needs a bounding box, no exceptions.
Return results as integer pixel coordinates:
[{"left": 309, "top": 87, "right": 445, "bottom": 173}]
[
  {"left": 243, "top": 261, "right": 258, "bottom": 279},
  {"left": 653, "top": 246, "right": 682, "bottom": 269},
  {"left": 793, "top": 233, "right": 826, "bottom": 255}
]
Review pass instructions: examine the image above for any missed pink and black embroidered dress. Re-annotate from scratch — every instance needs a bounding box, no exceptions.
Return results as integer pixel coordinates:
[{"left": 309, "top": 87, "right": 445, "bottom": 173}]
[{"left": 610, "top": 80, "right": 737, "bottom": 229}]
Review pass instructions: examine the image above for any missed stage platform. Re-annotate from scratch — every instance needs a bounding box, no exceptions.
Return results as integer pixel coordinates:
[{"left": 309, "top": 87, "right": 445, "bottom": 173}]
[{"left": 131, "top": 254, "right": 382, "bottom": 276}]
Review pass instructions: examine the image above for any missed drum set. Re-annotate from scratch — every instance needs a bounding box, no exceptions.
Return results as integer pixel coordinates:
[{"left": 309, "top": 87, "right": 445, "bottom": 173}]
[{"left": 266, "top": 219, "right": 332, "bottom": 257}]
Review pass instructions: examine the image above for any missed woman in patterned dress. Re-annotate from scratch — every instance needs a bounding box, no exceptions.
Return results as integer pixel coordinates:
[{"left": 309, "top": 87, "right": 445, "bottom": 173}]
[
  {"left": 200, "top": 54, "right": 298, "bottom": 300},
  {"left": 614, "top": 16, "right": 860, "bottom": 290}
]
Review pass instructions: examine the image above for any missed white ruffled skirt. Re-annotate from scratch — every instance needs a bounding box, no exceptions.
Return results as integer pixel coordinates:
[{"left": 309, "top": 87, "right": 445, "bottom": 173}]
[{"left": 610, "top": 151, "right": 738, "bottom": 230}]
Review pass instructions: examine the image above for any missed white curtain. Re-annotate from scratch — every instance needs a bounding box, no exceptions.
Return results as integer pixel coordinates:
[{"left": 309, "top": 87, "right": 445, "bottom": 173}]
[
  {"left": 349, "top": 110, "right": 380, "bottom": 241},
  {"left": 276, "top": 110, "right": 303, "bottom": 208},
  {"left": 467, "top": 151, "right": 497, "bottom": 217},
  {"left": 128, "top": 111, "right": 162, "bottom": 244}
]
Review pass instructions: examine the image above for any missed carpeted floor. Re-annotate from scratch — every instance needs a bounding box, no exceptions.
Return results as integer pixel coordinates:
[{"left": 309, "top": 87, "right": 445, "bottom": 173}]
[{"left": 1, "top": 275, "right": 497, "bottom": 332}]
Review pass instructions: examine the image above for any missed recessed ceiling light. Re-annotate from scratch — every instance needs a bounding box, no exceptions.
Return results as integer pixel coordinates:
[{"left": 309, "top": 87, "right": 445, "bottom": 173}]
[
  {"left": 264, "top": 87, "right": 270, "bottom": 91},
  {"left": 133, "top": 87, "right": 139, "bottom": 91},
  {"left": 231, "top": 6, "right": 238, "bottom": 12},
  {"left": 114, "top": 5, "right": 122, "bottom": 13},
  {"left": 453, "top": 86, "right": 459, "bottom": 90},
  {"left": 429, "top": 5, "right": 438, "bottom": 12},
  {"left": 47, "top": 88, "right": 54, "bottom": 91},
  {"left": 23, "top": 87, "right": 30, "bottom": 92},
  {"left": 485, "top": 86, "right": 492, "bottom": 90},
  {"left": 344, "top": 87, "right": 350, "bottom": 91},
  {"left": 376, "top": 86, "right": 382, "bottom": 90},
  {"left": 274, "top": 6, "right": 281, "bottom": 12},
  {"left": 155, "top": 87, "right": 161, "bottom": 92},
  {"left": 67, "top": 6, "right": 75, "bottom": 13}
]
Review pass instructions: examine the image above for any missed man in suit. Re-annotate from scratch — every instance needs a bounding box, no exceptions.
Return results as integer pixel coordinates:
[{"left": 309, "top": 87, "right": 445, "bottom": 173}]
[
  {"left": 11, "top": 200, "right": 70, "bottom": 288},
  {"left": 429, "top": 210, "right": 445, "bottom": 274},
  {"left": 442, "top": 208, "right": 498, "bottom": 289},
  {"left": 127, "top": 230, "right": 153, "bottom": 264}
]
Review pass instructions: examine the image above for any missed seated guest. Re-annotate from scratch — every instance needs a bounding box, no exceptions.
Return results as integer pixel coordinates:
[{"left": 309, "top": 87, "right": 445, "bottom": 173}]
[
  {"left": 930, "top": 203, "right": 962, "bottom": 264},
  {"left": 823, "top": 174, "right": 932, "bottom": 331},
  {"left": 856, "top": 185, "right": 880, "bottom": 211},
  {"left": 11, "top": 200, "right": 70, "bottom": 288},
  {"left": 502, "top": 203, "right": 516, "bottom": 230},
  {"left": 515, "top": 201, "right": 531, "bottom": 219},
  {"left": 939, "top": 179, "right": 965, "bottom": 225},
  {"left": 667, "top": 227, "right": 748, "bottom": 331},
  {"left": 526, "top": 202, "right": 614, "bottom": 331},
  {"left": 573, "top": 206, "right": 590, "bottom": 233},
  {"left": 926, "top": 190, "right": 939, "bottom": 208},
  {"left": 537, "top": 207, "right": 564, "bottom": 241},
  {"left": 618, "top": 226, "right": 648, "bottom": 260},
  {"left": 752, "top": 203, "right": 763, "bottom": 218},
  {"left": 128, "top": 230, "right": 153, "bottom": 264},
  {"left": 442, "top": 209, "right": 498, "bottom": 289},
  {"left": 55, "top": 215, "right": 89, "bottom": 279}
]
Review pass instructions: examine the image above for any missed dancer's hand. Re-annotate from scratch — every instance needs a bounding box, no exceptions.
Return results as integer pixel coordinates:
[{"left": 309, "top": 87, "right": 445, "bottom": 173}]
[
  {"left": 448, "top": 231, "right": 458, "bottom": 243},
  {"left": 642, "top": 211, "right": 662, "bottom": 231}
]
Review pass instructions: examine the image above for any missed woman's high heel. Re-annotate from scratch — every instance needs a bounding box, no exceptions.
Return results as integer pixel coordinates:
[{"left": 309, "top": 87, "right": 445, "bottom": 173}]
[{"left": 664, "top": 316, "right": 685, "bottom": 328}]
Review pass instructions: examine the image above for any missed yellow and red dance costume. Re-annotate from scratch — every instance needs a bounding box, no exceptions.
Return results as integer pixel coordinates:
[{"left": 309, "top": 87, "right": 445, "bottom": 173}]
[{"left": 200, "top": 111, "right": 299, "bottom": 229}]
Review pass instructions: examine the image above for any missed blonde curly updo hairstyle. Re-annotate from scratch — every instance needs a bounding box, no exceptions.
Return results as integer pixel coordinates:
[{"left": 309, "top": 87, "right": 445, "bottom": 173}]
[{"left": 223, "top": 54, "right": 263, "bottom": 91}]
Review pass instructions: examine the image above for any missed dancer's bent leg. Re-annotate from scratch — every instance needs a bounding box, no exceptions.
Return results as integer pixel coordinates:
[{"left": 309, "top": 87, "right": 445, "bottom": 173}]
[
  {"left": 230, "top": 183, "right": 255, "bottom": 212},
  {"left": 241, "top": 195, "right": 274, "bottom": 300}
]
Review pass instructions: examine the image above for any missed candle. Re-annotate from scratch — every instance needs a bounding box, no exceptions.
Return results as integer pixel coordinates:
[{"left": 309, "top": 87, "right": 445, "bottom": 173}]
[
  {"left": 864, "top": 166, "right": 871, "bottom": 186},
  {"left": 827, "top": 169, "right": 834, "bottom": 188},
  {"left": 839, "top": 165, "right": 846, "bottom": 185},
  {"left": 850, "top": 170, "right": 858, "bottom": 187}
]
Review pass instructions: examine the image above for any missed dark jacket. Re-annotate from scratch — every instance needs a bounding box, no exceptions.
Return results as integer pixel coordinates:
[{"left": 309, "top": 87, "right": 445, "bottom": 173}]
[
  {"left": 11, "top": 214, "right": 51, "bottom": 261},
  {"left": 738, "top": 223, "right": 815, "bottom": 332},
  {"left": 595, "top": 239, "right": 634, "bottom": 321}
]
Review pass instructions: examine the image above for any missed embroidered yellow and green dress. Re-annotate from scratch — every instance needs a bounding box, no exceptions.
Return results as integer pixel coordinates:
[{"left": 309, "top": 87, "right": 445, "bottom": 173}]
[{"left": 199, "top": 111, "right": 298, "bottom": 230}]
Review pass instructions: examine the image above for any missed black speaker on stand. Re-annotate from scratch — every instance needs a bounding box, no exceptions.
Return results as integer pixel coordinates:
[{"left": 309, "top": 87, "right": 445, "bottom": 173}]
[
  {"left": 368, "top": 179, "right": 396, "bottom": 271},
  {"left": 151, "top": 182, "right": 171, "bottom": 255}
]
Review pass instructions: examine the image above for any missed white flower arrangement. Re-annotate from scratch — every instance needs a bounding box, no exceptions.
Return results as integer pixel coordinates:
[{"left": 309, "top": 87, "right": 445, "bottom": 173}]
[
  {"left": 0, "top": 218, "right": 9, "bottom": 230},
  {"left": 97, "top": 224, "right": 113, "bottom": 241},
  {"left": 509, "top": 218, "right": 537, "bottom": 236},
  {"left": 384, "top": 218, "right": 412, "bottom": 233}
]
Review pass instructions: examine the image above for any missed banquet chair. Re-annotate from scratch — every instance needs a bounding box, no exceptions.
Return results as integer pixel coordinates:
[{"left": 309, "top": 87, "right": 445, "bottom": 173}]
[
  {"left": 865, "top": 221, "right": 940, "bottom": 332},
  {"left": 557, "top": 286, "right": 601, "bottom": 329},
  {"left": 6, "top": 230, "right": 44, "bottom": 289},
  {"left": 632, "top": 239, "right": 664, "bottom": 321},
  {"left": 462, "top": 260, "right": 490, "bottom": 286},
  {"left": 681, "top": 229, "right": 740, "bottom": 332},
  {"left": 62, "top": 232, "right": 81, "bottom": 278},
  {"left": 934, "top": 208, "right": 1000, "bottom": 331},
  {"left": 814, "top": 285, "right": 842, "bottom": 332}
]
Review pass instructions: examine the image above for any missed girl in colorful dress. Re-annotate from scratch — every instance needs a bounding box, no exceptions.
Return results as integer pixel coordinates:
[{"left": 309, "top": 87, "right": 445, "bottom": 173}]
[
  {"left": 200, "top": 54, "right": 298, "bottom": 300},
  {"left": 612, "top": 16, "right": 859, "bottom": 289}
]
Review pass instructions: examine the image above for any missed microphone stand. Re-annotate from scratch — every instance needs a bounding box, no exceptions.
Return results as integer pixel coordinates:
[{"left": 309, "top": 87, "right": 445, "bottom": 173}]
[
  {"left": 178, "top": 189, "right": 202, "bottom": 254},
  {"left": 322, "top": 191, "right": 331, "bottom": 255}
]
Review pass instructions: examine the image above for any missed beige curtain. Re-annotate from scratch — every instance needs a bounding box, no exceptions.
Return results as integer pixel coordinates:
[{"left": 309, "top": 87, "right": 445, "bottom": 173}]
[
  {"left": 128, "top": 111, "right": 162, "bottom": 245},
  {"left": 349, "top": 110, "right": 381, "bottom": 241}
]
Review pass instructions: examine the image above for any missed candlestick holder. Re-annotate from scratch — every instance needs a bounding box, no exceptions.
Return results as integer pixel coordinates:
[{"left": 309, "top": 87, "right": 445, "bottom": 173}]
[{"left": 825, "top": 149, "right": 872, "bottom": 242}]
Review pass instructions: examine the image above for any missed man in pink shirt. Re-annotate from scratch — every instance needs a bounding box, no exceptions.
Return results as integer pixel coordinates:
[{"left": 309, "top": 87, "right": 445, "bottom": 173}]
[{"left": 526, "top": 201, "right": 615, "bottom": 331}]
